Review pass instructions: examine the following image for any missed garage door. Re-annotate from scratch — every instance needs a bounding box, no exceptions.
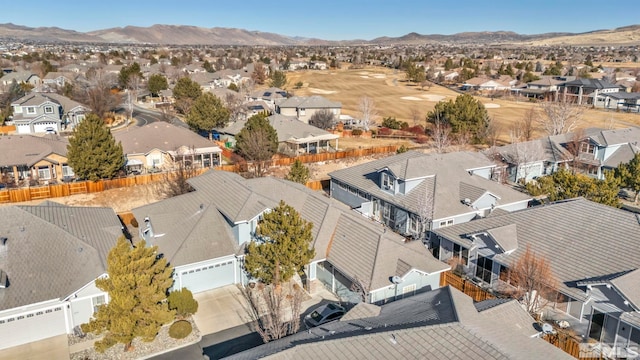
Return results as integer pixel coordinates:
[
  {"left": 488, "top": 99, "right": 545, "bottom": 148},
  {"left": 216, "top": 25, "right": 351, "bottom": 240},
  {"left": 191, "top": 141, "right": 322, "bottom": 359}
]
[
  {"left": 16, "top": 124, "right": 31, "bottom": 134},
  {"left": 0, "top": 306, "right": 67, "bottom": 350},
  {"left": 179, "top": 260, "right": 236, "bottom": 294},
  {"left": 33, "top": 122, "right": 57, "bottom": 133}
]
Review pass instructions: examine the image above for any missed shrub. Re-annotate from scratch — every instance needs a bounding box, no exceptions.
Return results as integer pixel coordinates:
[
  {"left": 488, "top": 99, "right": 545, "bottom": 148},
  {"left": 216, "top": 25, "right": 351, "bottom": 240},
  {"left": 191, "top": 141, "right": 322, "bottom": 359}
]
[
  {"left": 400, "top": 122, "right": 409, "bottom": 130},
  {"left": 351, "top": 128, "right": 363, "bottom": 136},
  {"left": 415, "top": 135, "right": 429, "bottom": 144},
  {"left": 381, "top": 116, "right": 402, "bottom": 130},
  {"left": 378, "top": 127, "right": 393, "bottom": 136},
  {"left": 168, "top": 320, "right": 192, "bottom": 339},
  {"left": 405, "top": 125, "right": 425, "bottom": 135},
  {"left": 370, "top": 129, "right": 377, "bottom": 136},
  {"left": 130, "top": 217, "right": 139, "bottom": 228},
  {"left": 397, "top": 145, "right": 409, "bottom": 154},
  {"left": 168, "top": 288, "right": 199, "bottom": 318}
]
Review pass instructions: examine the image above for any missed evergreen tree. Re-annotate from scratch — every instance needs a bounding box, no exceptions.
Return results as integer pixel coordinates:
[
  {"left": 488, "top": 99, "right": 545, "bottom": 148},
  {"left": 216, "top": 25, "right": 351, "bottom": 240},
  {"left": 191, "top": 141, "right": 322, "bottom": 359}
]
[
  {"left": 616, "top": 153, "right": 640, "bottom": 203},
  {"left": 269, "top": 70, "right": 287, "bottom": 88},
  {"left": 147, "top": 74, "right": 168, "bottom": 97},
  {"left": 426, "top": 94, "right": 490, "bottom": 143},
  {"left": 286, "top": 159, "right": 310, "bottom": 184},
  {"left": 526, "top": 168, "right": 620, "bottom": 207},
  {"left": 444, "top": 58, "right": 454, "bottom": 71},
  {"left": 67, "top": 113, "right": 124, "bottom": 181},
  {"left": 186, "top": 92, "right": 230, "bottom": 140},
  {"left": 118, "top": 62, "right": 143, "bottom": 89},
  {"left": 235, "top": 113, "right": 278, "bottom": 175},
  {"left": 245, "top": 200, "right": 315, "bottom": 285},
  {"left": 81, "top": 237, "right": 175, "bottom": 353},
  {"left": 172, "top": 77, "right": 202, "bottom": 115},
  {"left": 202, "top": 60, "right": 215, "bottom": 73}
]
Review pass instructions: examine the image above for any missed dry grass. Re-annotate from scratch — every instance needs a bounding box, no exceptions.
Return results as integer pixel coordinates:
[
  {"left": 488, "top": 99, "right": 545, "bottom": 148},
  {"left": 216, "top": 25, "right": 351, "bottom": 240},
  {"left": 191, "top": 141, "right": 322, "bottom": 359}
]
[{"left": 284, "top": 66, "right": 640, "bottom": 143}]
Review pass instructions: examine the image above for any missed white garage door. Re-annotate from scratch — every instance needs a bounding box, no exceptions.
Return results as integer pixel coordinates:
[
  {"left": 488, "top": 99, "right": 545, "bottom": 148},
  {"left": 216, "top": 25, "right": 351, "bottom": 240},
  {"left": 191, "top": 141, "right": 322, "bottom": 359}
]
[
  {"left": 0, "top": 306, "right": 67, "bottom": 350},
  {"left": 33, "top": 122, "right": 57, "bottom": 133},
  {"left": 16, "top": 124, "right": 31, "bottom": 134},
  {"left": 179, "top": 260, "right": 236, "bottom": 294}
]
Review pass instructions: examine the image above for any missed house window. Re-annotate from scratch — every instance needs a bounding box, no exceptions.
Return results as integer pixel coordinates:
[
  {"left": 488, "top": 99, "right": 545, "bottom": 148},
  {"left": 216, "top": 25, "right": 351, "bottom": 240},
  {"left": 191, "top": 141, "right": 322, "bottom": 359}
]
[
  {"left": 44, "top": 106, "right": 54, "bottom": 114},
  {"left": 26, "top": 107, "right": 36, "bottom": 114},
  {"left": 383, "top": 203, "right": 392, "bottom": 220},
  {"left": 62, "top": 164, "right": 74, "bottom": 177},
  {"left": 299, "top": 108, "right": 306, "bottom": 116},
  {"left": 381, "top": 172, "right": 394, "bottom": 191},
  {"left": 439, "top": 219, "right": 454, "bottom": 227},
  {"left": 37, "top": 166, "right": 51, "bottom": 180},
  {"left": 475, "top": 256, "right": 493, "bottom": 284},
  {"left": 580, "top": 142, "right": 596, "bottom": 154},
  {"left": 409, "top": 214, "right": 420, "bottom": 234},
  {"left": 92, "top": 295, "right": 106, "bottom": 313},
  {"left": 452, "top": 243, "right": 468, "bottom": 266}
]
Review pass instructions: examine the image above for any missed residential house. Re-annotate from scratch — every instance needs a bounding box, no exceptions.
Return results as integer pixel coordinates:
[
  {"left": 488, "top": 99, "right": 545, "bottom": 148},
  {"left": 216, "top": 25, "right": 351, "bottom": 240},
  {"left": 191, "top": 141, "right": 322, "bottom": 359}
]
[
  {"left": 226, "top": 286, "right": 572, "bottom": 360},
  {"left": 276, "top": 95, "right": 341, "bottom": 124},
  {"left": 210, "top": 69, "right": 251, "bottom": 89},
  {"left": 248, "top": 87, "right": 287, "bottom": 111},
  {"left": 431, "top": 198, "right": 640, "bottom": 352},
  {"left": 596, "top": 92, "right": 640, "bottom": 112},
  {"left": 462, "top": 76, "right": 516, "bottom": 92},
  {"left": 572, "top": 127, "right": 640, "bottom": 179},
  {"left": 213, "top": 114, "right": 339, "bottom": 154},
  {"left": 135, "top": 170, "right": 449, "bottom": 304},
  {"left": 517, "top": 76, "right": 565, "bottom": 100},
  {"left": 558, "top": 78, "right": 619, "bottom": 105},
  {"left": 10, "top": 92, "right": 89, "bottom": 134},
  {"left": 0, "top": 71, "right": 41, "bottom": 91},
  {"left": 0, "top": 134, "right": 74, "bottom": 185},
  {"left": 309, "top": 61, "right": 327, "bottom": 70},
  {"left": 287, "top": 59, "right": 308, "bottom": 70},
  {"left": 113, "top": 122, "right": 222, "bottom": 174},
  {"left": 0, "top": 202, "right": 125, "bottom": 350},
  {"left": 42, "top": 72, "right": 74, "bottom": 88},
  {"left": 328, "top": 151, "right": 531, "bottom": 239},
  {"left": 485, "top": 134, "right": 574, "bottom": 183}
]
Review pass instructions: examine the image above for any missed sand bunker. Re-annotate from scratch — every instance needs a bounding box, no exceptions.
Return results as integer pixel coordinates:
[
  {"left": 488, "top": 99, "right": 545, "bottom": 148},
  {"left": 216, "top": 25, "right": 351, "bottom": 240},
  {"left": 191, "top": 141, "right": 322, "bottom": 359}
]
[
  {"left": 484, "top": 103, "right": 501, "bottom": 108},
  {"left": 309, "top": 88, "right": 337, "bottom": 95},
  {"left": 401, "top": 96, "right": 423, "bottom": 101},
  {"left": 371, "top": 74, "right": 387, "bottom": 79},
  {"left": 358, "top": 71, "right": 370, "bottom": 75},
  {"left": 421, "top": 94, "right": 445, "bottom": 102},
  {"left": 360, "top": 75, "right": 370, "bottom": 79}
]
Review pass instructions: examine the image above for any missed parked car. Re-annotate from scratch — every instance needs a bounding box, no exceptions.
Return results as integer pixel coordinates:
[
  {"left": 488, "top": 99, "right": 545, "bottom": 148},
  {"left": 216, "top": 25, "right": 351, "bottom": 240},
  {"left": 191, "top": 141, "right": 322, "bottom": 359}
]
[
  {"left": 44, "top": 127, "right": 57, "bottom": 134},
  {"left": 304, "top": 302, "right": 345, "bottom": 328}
]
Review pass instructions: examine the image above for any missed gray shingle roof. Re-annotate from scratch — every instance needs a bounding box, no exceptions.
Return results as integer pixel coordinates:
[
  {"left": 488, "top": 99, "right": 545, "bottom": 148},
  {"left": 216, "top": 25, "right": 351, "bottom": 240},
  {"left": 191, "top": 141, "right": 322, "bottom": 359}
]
[
  {"left": 330, "top": 151, "right": 530, "bottom": 220},
  {"left": 113, "top": 122, "right": 221, "bottom": 156},
  {"left": 137, "top": 170, "right": 448, "bottom": 287},
  {"left": 225, "top": 286, "right": 572, "bottom": 360},
  {"left": 215, "top": 114, "right": 338, "bottom": 143},
  {"left": 600, "top": 127, "right": 640, "bottom": 146},
  {"left": 0, "top": 134, "right": 69, "bottom": 167},
  {"left": 0, "top": 204, "right": 115, "bottom": 311},
  {"left": 433, "top": 198, "right": 640, "bottom": 300},
  {"left": 610, "top": 269, "right": 640, "bottom": 309},
  {"left": 603, "top": 143, "right": 639, "bottom": 168}
]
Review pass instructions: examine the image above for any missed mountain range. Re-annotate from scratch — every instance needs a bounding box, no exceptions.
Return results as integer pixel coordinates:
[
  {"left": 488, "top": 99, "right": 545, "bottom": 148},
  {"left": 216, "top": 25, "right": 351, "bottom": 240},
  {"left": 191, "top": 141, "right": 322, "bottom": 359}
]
[{"left": 1, "top": 23, "right": 639, "bottom": 46}]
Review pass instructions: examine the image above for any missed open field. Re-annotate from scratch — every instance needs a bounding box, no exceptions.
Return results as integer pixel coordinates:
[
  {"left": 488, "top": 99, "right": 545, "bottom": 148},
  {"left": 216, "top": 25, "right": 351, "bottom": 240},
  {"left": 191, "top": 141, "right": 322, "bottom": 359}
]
[{"left": 285, "top": 66, "right": 640, "bottom": 142}]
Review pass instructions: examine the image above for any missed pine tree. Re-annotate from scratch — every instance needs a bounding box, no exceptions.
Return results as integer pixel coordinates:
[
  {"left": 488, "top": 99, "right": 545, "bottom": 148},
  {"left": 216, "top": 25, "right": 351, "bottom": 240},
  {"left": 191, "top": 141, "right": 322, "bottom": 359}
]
[
  {"left": 245, "top": 201, "right": 315, "bottom": 286},
  {"left": 147, "top": 74, "right": 168, "bottom": 97},
  {"left": 186, "top": 92, "right": 230, "bottom": 140},
  {"left": 81, "top": 237, "right": 175, "bottom": 353},
  {"left": 172, "top": 77, "right": 202, "bottom": 114},
  {"left": 286, "top": 159, "right": 310, "bottom": 184},
  {"left": 616, "top": 153, "right": 640, "bottom": 203},
  {"left": 67, "top": 113, "right": 124, "bottom": 181},
  {"left": 269, "top": 70, "right": 287, "bottom": 88}
]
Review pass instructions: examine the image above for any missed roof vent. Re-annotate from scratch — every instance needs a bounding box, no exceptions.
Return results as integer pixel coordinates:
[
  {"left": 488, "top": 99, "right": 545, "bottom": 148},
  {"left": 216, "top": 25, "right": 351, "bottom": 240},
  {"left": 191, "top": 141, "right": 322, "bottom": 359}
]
[
  {"left": 0, "top": 270, "right": 8, "bottom": 289},
  {"left": 463, "top": 198, "right": 471, "bottom": 205},
  {"left": 0, "top": 237, "right": 6, "bottom": 246}
]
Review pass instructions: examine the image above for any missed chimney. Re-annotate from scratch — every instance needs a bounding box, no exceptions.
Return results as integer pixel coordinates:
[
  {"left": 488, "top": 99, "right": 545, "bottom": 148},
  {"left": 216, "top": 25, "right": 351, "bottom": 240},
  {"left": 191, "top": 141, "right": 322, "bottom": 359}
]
[{"left": 140, "top": 217, "right": 155, "bottom": 244}]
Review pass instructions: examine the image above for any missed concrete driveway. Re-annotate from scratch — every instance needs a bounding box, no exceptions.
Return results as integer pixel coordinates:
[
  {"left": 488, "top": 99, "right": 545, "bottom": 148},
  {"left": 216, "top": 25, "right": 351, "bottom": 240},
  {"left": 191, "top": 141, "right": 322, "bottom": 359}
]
[
  {"left": 192, "top": 285, "right": 253, "bottom": 335},
  {"left": 0, "top": 334, "right": 70, "bottom": 360}
]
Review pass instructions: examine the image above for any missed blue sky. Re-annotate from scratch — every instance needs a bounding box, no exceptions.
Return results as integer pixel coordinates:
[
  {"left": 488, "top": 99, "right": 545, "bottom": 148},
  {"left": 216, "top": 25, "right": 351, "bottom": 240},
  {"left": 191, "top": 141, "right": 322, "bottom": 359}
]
[{"left": 3, "top": 0, "right": 638, "bottom": 40}]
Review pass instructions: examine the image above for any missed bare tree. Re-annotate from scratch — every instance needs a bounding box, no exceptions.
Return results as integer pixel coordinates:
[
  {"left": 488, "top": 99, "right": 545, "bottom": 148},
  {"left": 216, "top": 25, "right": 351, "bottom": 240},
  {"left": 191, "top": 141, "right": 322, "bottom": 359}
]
[
  {"left": 502, "top": 134, "right": 544, "bottom": 183},
  {"left": 154, "top": 151, "right": 198, "bottom": 199},
  {"left": 538, "top": 100, "right": 584, "bottom": 136},
  {"left": 429, "top": 115, "right": 452, "bottom": 153},
  {"left": 415, "top": 182, "right": 435, "bottom": 241},
  {"left": 508, "top": 245, "right": 558, "bottom": 315},
  {"left": 516, "top": 107, "right": 538, "bottom": 141},
  {"left": 410, "top": 107, "right": 422, "bottom": 126},
  {"left": 74, "top": 69, "right": 119, "bottom": 118},
  {"left": 224, "top": 92, "right": 247, "bottom": 123},
  {"left": 349, "top": 276, "right": 370, "bottom": 303},
  {"left": 241, "top": 282, "right": 304, "bottom": 343},
  {"left": 563, "top": 128, "right": 586, "bottom": 172},
  {"left": 309, "top": 109, "right": 335, "bottom": 130},
  {"left": 358, "top": 96, "right": 378, "bottom": 131}
]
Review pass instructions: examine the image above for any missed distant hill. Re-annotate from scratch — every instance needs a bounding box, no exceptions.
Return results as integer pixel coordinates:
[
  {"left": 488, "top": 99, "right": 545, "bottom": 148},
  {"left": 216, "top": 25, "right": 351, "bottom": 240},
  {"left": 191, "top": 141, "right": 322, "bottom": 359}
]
[{"left": 0, "top": 23, "right": 639, "bottom": 46}]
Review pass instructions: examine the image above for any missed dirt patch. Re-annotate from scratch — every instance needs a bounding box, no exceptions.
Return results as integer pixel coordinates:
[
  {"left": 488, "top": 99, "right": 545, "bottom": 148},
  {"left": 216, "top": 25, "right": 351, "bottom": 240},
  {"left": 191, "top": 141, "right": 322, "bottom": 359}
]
[{"left": 401, "top": 96, "right": 423, "bottom": 101}]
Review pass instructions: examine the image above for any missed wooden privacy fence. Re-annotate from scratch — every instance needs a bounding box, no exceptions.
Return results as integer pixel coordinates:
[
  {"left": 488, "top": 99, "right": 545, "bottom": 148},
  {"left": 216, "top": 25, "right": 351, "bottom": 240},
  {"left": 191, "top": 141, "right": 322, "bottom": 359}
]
[
  {"left": 0, "top": 170, "right": 208, "bottom": 204},
  {"left": 440, "top": 271, "right": 495, "bottom": 302},
  {"left": 543, "top": 332, "right": 603, "bottom": 359}
]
